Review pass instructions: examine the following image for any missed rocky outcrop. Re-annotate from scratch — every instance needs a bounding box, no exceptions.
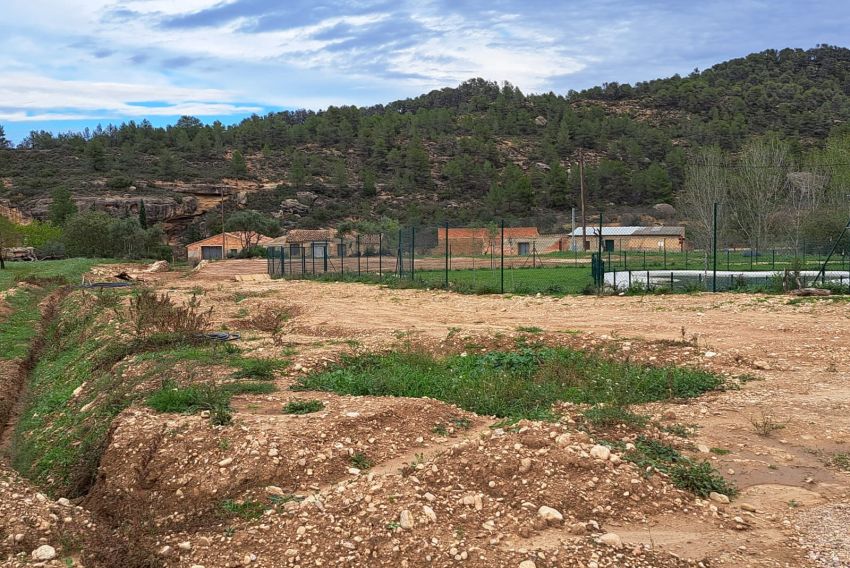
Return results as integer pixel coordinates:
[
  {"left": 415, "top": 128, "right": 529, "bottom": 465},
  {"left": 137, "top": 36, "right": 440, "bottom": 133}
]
[{"left": 29, "top": 195, "right": 198, "bottom": 223}]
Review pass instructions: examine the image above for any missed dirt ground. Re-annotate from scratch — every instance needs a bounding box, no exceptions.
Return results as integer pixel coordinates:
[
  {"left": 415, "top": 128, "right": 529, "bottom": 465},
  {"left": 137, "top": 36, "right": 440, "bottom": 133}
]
[{"left": 5, "top": 259, "right": 850, "bottom": 567}]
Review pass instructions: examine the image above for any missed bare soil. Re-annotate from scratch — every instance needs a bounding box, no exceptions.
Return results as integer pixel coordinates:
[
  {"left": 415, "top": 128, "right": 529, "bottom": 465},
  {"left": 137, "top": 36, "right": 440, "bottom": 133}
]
[{"left": 6, "top": 260, "right": 850, "bottom": 567}]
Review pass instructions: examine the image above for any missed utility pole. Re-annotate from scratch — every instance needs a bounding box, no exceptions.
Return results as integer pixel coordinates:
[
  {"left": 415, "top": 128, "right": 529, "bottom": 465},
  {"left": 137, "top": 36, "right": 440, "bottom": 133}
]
[{"left": 579, "top": 149, "right": 587, "bottom": 253}]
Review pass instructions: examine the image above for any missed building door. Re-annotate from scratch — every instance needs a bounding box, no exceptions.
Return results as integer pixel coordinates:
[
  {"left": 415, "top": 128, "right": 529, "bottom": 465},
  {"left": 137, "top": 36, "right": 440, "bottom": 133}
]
[
  {"left": 337, "top": 243, "right": 346, "bottom": 257},
  {"left": 604, "top": 239, "right": 615, "bottom": 252},
  {"left": 290, "top": 244, "right": 302, "bottom": 257},
  {"left": 517, "top": 242, "right": 530, "bottom": 256},
  {"left": 201, "top": 246, "right": 222, "bottom": 260}
]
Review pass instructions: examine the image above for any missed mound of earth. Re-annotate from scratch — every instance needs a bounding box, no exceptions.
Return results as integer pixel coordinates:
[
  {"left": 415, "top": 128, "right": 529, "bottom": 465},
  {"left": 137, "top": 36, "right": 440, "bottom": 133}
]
[{"left": 0, "top": 465, "right": 99, "bottom": 567}]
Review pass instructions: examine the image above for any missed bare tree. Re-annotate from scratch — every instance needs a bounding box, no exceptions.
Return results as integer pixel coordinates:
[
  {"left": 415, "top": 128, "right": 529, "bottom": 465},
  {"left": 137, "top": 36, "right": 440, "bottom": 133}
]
[
  {"left": 729, "top": 135, "right": 792, "bottom": 251},
  {"left": 677, "top": 146, "right": 730, "bottom": 262},
  {"left": 785, "top": 161, "right": 828, "bottom": 251}
]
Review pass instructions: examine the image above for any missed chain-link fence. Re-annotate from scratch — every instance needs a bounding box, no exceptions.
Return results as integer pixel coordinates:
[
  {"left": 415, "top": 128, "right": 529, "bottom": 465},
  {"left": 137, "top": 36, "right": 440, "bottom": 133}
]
[{"left": 267, "top": 212, "right": 850, "bottom": 295}]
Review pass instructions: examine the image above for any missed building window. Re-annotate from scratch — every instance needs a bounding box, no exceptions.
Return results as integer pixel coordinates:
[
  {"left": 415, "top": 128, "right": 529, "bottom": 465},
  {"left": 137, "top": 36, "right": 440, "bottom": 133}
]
[{"left": 517, "top": 242, "right": 530, "bottom": 256}]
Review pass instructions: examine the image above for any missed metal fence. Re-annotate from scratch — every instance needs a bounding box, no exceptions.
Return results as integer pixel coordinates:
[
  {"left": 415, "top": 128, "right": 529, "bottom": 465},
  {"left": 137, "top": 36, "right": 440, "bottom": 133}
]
[{"left": 267, "top": 213, "right": 850, "bottom": 295}]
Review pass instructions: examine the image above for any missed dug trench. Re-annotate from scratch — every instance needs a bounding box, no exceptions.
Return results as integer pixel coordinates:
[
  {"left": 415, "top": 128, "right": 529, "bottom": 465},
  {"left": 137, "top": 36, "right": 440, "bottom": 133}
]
[{"left": 2, "top": 270, "right": 849, "bottom": 567}]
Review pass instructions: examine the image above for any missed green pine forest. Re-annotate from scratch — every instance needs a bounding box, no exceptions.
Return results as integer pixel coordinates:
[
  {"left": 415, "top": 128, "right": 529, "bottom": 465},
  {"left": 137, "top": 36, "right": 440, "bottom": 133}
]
[{"left": 2, "top": 45, "right": 850, "bottom": 241}]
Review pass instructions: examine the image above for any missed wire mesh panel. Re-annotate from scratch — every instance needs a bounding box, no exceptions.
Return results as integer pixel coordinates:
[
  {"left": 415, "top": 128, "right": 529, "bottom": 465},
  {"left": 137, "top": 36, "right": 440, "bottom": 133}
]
[{"left": 266, "top": 213, "right": 850, "bottom": 295}]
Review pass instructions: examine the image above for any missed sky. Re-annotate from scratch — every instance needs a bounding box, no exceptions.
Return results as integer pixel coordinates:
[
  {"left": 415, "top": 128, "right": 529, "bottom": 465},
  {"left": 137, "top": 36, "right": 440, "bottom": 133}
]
[{"left": 2, "top": 0, "right": 850, "bottom": 144}]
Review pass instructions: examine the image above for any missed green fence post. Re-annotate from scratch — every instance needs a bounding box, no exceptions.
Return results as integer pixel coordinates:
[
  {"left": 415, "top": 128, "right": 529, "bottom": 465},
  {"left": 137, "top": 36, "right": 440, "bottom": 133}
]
[
  {"left": 397, "top": 229, "right": 403, "bottom": 276},
  {"left": 357, "top": 235, "right": 361, "bottom": 276},
  {"left": 500, "top": 220, "right": 505, "bottom": 294},
  {"left": 379, "top": 233, "right": 383, "bottom": 276},
  {"left": 444, "top": 222, "right": 449, "bottom": 289}
]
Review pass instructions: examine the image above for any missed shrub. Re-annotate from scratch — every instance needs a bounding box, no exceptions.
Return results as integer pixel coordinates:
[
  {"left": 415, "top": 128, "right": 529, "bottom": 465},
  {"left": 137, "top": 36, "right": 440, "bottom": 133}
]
[
  {"left": 282, "top": 400, "right": 325, "bottom": 414},
  {"left": 127, "top": 289, "right": 212, "bottom": 339},
  {"left": 669, "top": 461, "right": 738, "bottom": 498}
]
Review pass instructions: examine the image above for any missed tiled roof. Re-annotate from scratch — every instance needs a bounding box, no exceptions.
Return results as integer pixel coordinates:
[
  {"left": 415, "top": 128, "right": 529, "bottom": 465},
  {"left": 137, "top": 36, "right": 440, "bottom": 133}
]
[
  {"left": 187, "top": 232, "right": 273, "bottom": 247},
  {"left": 286, "top": 229, "right": 337, "bottom": 242}
]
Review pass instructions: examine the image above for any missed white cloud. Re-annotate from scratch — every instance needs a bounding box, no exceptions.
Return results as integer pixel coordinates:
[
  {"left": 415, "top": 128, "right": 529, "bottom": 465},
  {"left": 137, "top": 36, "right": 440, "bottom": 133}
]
[{"left": 0, "top": 74, "right": 262, "bottom": 120}]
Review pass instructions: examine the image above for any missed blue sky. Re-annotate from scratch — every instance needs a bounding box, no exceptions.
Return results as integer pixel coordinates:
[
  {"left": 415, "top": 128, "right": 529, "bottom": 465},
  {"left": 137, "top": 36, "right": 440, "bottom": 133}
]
[{"left": 2, "top": 0, "right": 849, "bottom": 144}]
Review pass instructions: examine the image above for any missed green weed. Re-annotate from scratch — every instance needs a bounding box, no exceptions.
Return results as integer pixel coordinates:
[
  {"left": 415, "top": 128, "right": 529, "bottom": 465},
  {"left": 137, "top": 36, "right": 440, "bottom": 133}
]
[
  {"left": 282, "top": 400, "right": 325, "bottom": 414},
  {"left": 219, "top": 499, "right": 266, "bottom": 520},
  {"left": 350, "top": 452, "right": 373, "bottom": 470}
]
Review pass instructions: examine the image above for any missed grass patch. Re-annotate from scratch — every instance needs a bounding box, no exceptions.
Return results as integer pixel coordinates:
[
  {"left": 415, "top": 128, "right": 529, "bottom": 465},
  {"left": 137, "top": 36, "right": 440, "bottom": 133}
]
[
  {"left": 219, "top": 499, "right": 267, "bottom": 520},
  {"left": 293, "top": 347, "right": 723, "bottom": 420},
  {"left": 146, "top": 380, "right": 233, "bottom": 425},
  {"left": 282, "top": 399, "right": 325, "bottom": 414},
  {"left": 830, "top": 453, "right": 850, "bottom": 471},
  {"left": 583, "top": 405, "right": 648, "bottom": 429},
  {"left": 516, "top": 326, "right": 543, "bottom": 334},
  {"left": 231, "top": 357, "right": 287, "bottom": 380}
]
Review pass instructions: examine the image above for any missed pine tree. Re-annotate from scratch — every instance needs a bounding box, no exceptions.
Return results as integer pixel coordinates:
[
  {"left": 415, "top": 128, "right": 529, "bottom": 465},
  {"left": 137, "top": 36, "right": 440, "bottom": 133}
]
[
  {"left": 48, "top": 186, "right": 77, "bottom": 227},
  {"left": 230, "top": 150, "right": 248, "bottom": 177},
  {"left": 138, "top": 200, "right": 148, "bottom": 229}
]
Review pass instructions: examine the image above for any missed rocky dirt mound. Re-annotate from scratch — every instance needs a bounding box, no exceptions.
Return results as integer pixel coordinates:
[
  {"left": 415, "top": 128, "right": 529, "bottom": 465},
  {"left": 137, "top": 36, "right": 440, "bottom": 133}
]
[
  {"left": 0, "top": 465, "right": 98, "bottom": 567},
  {"left": 148, "top": 421, "right": 707, "bottom": 567},
  {"left": 85, "top": 396, "right": 483, "bottom": 535}
]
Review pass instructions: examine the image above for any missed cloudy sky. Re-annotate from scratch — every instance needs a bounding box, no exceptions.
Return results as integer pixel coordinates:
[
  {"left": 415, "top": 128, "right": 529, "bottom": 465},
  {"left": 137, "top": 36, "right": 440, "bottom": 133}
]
[{"left": 2, "top": 0, "right": 849, "bottom": 143}]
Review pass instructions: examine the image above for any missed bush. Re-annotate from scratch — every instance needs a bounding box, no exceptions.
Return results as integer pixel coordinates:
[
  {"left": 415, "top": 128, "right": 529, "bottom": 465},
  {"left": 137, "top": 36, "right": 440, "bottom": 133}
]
[{"left": 127, "top": 288, "right": 212, "bottom": 339}]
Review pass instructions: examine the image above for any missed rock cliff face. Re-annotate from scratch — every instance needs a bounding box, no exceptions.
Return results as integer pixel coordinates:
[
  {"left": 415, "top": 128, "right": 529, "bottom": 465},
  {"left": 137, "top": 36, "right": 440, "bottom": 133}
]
[{"left": 29, "top": 195, "right": 199, "bottom": 223}]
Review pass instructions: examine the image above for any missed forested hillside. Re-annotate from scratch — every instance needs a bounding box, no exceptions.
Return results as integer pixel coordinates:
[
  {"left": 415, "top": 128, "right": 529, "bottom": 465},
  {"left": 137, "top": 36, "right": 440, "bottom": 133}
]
[{"left": 1, "top": 45, "right": 850, "bottom": 243}]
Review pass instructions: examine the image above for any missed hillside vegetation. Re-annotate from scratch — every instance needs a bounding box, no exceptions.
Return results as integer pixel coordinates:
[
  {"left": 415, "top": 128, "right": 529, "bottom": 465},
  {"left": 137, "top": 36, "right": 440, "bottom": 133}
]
[{"left": 1, "top": 45, "right": 850, "bottom": 240}]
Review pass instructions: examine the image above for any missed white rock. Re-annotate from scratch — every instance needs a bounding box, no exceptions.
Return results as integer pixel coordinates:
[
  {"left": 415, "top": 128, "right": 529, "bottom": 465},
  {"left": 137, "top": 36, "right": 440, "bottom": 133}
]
[
  {"left": 265, "top": 486, "right": 285, "bottom": 497},
  {"left": 218, "top": 457, "right": 233, "bottom": 467},
  {"left": 709, "top": 492, "right": 730, "bottom": 504},
  {"left": 178, "top": 541, "right": 192, "bottom": 551},
  {"left": 399, "top": 509, "right": 415, "bottom": 529},
  {"left": 31, "top": 545, "right": 56, "bottom": 561},
  {"left": 422, "top": 505, "right": 437, "bottom": 523},
  {"left": 589, "top": 445, "right": 611, "bottom": 461},
  {"left": 537, "top": 506, "right": 563, "bottom": 522},
  {"left": 740, "top": 503, "right": 757, "bottom": 512},
  {"left": 697, "top": 444, "right": 710, "bottom": 454},
  {"left": 519, "top": 561, "right": 537, "bottom": 568},
  {"left": 599, "top": 532, "right": 623, "bottom": 548},
  {"left": 57, "top": 498, "right": 71, "bottom": 507},
  {"left": 519, "top": 457, "right": 532, "bottom": 473}
]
